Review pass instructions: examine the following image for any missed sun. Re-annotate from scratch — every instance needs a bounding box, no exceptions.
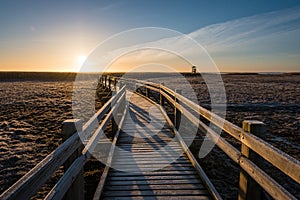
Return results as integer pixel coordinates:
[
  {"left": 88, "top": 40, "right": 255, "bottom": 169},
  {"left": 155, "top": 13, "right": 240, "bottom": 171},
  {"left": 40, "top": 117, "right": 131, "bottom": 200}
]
[{"left": 76, "top": 55, "right": 87, "bottom": 66}]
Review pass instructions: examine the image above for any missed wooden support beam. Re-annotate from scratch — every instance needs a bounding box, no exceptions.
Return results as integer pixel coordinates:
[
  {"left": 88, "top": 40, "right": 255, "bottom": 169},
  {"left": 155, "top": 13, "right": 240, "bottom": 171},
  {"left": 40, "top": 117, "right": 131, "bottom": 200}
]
[
  {"left": 108, "top": 76, "right": 111, "bottom": 90},
  {"left": 239, "top": 120, "right": 266, "bottom": 200},
  {"left": 114, "top": 78, "right": 117, "bottom": 91},
  {"left": 174, "top": 89, "right": 182, "bottom": 130},
  {"left": 159, "top": 82, "right": 165, "bottom": 107},
  {"left": 146, "top": 84, "right": 150, "bottom": 98},
  {"left": 62, "top": 119, "right": 84, "bottom": 200},
  {"left": 104, "top": 75, "right": 107, "bottom": 87}
]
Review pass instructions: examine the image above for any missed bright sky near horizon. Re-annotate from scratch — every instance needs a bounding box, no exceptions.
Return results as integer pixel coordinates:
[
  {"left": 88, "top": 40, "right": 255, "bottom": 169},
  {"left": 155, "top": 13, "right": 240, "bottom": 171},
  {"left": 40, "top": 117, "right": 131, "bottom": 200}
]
[{"left": 0, "top": 0, "right": 300, "bottom": 72}]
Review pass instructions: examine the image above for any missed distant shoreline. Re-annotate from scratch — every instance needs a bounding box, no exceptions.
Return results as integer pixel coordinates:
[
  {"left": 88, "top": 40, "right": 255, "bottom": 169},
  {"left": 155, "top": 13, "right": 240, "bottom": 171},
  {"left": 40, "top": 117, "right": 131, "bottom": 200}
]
[{"left": 0, "top": 71, "right": 299, "bottom": 82}]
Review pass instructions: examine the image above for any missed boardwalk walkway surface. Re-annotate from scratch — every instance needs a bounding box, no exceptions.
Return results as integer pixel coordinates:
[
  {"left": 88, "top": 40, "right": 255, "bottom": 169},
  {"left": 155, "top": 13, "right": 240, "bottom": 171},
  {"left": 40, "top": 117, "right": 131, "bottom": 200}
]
[
  {"left": 100, "top": 91, "right": 212, "bottom": 199},
  {"left": 1, "top": 77, "right": 298, "bottom": 200}
]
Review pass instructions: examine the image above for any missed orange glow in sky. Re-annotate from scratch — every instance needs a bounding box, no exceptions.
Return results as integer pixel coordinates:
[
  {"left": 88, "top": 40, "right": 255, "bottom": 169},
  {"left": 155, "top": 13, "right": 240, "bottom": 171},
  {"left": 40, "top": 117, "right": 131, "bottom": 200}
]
[{"left": 0, "top": 2, "right": 299, "bottom": 72}]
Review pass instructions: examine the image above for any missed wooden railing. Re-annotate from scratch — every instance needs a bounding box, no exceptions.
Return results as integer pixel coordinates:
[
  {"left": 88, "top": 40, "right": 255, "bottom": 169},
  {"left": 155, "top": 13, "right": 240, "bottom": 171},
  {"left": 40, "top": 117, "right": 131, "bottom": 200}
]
[
  {"left": 1, "top": 74, "right": 299, "bottom": 200},
  {"left": 0, "top": 81, "right": 127, "bottom": 200},
  {"left": 118, "top": 76, "right": 300, "bottom": 200}
]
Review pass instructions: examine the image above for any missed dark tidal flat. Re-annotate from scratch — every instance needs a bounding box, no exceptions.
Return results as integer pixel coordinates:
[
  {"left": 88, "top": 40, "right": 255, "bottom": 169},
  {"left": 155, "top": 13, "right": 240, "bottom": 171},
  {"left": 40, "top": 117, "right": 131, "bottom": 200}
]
[{"left": 0, "top": 72, "right": 299, "bottom": 199}]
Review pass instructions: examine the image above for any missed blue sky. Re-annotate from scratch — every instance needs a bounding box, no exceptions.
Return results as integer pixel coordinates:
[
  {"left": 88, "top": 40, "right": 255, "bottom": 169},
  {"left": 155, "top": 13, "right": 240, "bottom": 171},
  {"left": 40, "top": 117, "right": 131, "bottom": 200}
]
[{"left": 0, "top": 0, "right": 299, "bottom": 72}]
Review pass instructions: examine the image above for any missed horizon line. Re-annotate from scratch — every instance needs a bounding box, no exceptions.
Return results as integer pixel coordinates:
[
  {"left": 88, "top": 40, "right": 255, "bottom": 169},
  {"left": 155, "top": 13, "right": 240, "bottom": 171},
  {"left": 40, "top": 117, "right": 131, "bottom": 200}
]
[{"left": 0, "top": 71, "right": 300, "bottom": 74}]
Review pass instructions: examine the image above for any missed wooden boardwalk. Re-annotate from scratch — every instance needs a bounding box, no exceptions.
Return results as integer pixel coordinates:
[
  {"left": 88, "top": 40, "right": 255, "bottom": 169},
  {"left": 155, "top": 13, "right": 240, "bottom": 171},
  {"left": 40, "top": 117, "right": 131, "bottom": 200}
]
[
  {"left": 100, "top": 91, "right": 212, "bottom": 199},
  {"left": 2, "top": 76, "right": 299, "bottom": 200}
]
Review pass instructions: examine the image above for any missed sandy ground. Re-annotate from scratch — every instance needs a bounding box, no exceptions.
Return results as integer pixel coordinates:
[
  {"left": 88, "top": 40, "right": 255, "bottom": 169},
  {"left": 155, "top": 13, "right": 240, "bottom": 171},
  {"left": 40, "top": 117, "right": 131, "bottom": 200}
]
[
  {"left": 0, "top": 81, "right": 74, "bottom": 197},
  {"left": 0, "top": 74, "right": 299, "bottom": 199}
]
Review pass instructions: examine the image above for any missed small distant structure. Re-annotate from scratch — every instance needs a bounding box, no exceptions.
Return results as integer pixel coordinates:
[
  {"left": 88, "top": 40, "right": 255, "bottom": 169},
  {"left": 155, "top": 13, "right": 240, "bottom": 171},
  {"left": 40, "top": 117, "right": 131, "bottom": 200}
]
[{"left": 192, "top": 66, "right": 197, "bottom": 74}]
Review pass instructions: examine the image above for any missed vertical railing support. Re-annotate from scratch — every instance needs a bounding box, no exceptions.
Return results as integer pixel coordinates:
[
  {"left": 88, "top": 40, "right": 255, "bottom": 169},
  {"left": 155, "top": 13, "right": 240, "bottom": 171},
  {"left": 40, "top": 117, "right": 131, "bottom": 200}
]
[
  {"left": 112, "top": 92, "right": 125, "bottom": 135},
  {"left": 174, "top": 89, "right": 182, "bottom": 130},
  {"left": 159, "top": 82, "right": 165, "bottom": 106},
  {"left": 146, "top": 84, "right": 150, "bottom": 98},
  {"left": 104, "top": 75, "right": 107, "bottom": 88},
  {"left": 239, "top": 120, "right": 266, "bottom": 200},
  {"left": 120, "top": 80, "right": 124, "bottom": 89},
  {"left": 108, "top": 76, "right": 111, "bottom": 90},
  {"left": 133, "top": 80, "right": 137, "bottom": 92},
  {"left": 114, "top": 78, "right": 117, "bottom": 91},
  {"left": 99, "top": 76, "right": 102, "bottom": 85},
  {"left": 62, "top": 119, "right": 84, "bottom": 200}
]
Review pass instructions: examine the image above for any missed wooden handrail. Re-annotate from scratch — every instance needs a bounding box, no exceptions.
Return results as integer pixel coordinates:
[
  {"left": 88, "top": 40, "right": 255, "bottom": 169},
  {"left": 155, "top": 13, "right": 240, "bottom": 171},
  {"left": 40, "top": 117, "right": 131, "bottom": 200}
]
[
  {"left": 3, "top": 74, "right": 298, "bottom": 200},
  {"left": 0, "top": 84, "right": 126, "bottom": 200},
  {"left": 93, "top": 97, "right": 128, "bottom": 200},
  {"left": 0, "top": 132, "right": 83, "bottom": 200},
  {"left": 179, "top": 103, "right": 295, "bottom": 199},
  {"left": 122, "top": 76, "right": 300, "bottom": 200},
  {"left": 45, "top": 91, "right": 126, "bottom": 200},
  {"left": 139, "top": 80, "right": 300, "bottom": 183},
  {"left": 174, "top": 90, "right": 300, "bottom": 185}
]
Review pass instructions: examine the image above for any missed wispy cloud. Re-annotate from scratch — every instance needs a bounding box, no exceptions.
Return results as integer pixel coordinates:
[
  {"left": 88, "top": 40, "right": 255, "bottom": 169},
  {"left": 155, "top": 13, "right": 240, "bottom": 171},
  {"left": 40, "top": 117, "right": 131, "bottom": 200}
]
[
  {"left": 86, "top": 6, "right": 300, "bottom": 72},
  {"left": 189, "top": 6, "right": 300, "bottom": 53}
]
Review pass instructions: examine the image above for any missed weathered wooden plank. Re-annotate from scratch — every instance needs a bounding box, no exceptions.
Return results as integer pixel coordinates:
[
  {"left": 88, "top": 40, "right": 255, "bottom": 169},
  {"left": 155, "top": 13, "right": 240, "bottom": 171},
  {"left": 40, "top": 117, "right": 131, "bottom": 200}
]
[
  {"left": 116, "top": 143, "right": 181, "bottom": 147},
  {"left": 102, "top": 189, "right": 210, "bottom": 197},
  {"left": 117, "top": 139, "right": 174, "bottom": 143},
  {"left": 93, "top": 100, "right": 127, "bottom": 200},
  {"left": 109, "top": 166, "right": 195, "bottom": 172},
  {"left": 104, "top": 179, "right": 202, "bottom": 186},
  {"left": 108, "top": 170, "right": 197, "bottom": 177},
  {"left": 116, "top": 145, "right": 182, "bottom": 149},
  {"left": 107, "top": 175, "right": 200, "bottom": 181},
  {"left": 110, "top": 163, "right": 193, "bottom": 169},
  {"left": 104, "top": 184, "right": 204, "bottom": 191},
  {"left": 116, "top": 147, "right": 183, "bottom": 150},
  {"left": 121, "top": 127, "right": 172, "bottom": 131},
  {"left": 118, "top": 133, "right": 174, "bottom": 138},
  {"left": 113, "top": 157, "right": 188, "bottom": 161},
  {"left": 112, "top": 160, "right": 190, "bottom": 165},
  {"left": 103, "top": 196, "right": 210, "bottom": 200},
  {"left": 113, "top": 154, "right": 185, "bottom": 158},
  {"left": 116, "top": 148, "right": 181, "bottom": 152},
  {"left": 109, "top": 167, "right": 195, "bottom": 173},
  {"left": 116, "top": 140, "right": 173, "bottom": 144},
  {"left": 120, "top": 129, "right": 173, "bottom": 134},
  {"left": 116, "top": 141, "right": 174, "bottom": 144},
  {"left": 118, "top": 146, "right": 171, "bottom": 149},
  {"left": 114, "top": 152, "right": 185, "bottom": 155},
  {"left": 97, "top": 89, "right": 214, "bottom": 200},
  {"left": 157, "top": 102, "right": 223, "bottom": 200}
]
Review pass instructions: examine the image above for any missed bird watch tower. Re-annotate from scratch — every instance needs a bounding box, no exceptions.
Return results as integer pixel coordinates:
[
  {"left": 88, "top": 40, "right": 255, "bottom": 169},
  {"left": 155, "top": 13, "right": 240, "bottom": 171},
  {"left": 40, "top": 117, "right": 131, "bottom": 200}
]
[{"left": 192, "top": 66, "right": 197, "bottom": 74}]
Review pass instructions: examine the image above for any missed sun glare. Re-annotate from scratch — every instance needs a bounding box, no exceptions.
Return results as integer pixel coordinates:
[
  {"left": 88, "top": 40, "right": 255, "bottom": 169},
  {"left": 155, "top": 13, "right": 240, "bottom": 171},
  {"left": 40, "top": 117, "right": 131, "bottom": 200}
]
[{"left": 76, "top": 55, "right": 87, "bottom": 66}]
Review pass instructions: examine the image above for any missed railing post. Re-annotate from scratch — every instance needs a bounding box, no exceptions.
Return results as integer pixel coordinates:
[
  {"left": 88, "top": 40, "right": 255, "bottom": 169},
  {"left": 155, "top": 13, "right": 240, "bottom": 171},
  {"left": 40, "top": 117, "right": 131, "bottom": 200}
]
[
  {"left": 146, "top": 84, "right": 150, "bottom": 98},
  {"left": 112, "top": 101, "right": 118, "bottom": 135},
  {"left": 174, "top": 89, "right": 182, "bottom": 130},
  {"left": 133, "top": 80, "right": 137, "bottom": 92},
  {"left": 239, "top": 120, "right": 266, "bottom": 200},
  {"left": 62, "top": 119, "right": 84, "bottom": 200},
  {"left": 112, "top": 91, "right": 125, "bottom": 135},
  {"left": 159, "top": 82, "right": 165, "bottom": 106},
  {"left": 104, "top": 75, "right": 107, "bottom": 88},
  {"left": 108, "top": 76, "right": 111, "bottom": 90},
  {"left": 120, "top": 80, "right": 124, "bottom": 89},
  {"left": 114, "top": 78, "right": 117, "bottom": 91}
]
